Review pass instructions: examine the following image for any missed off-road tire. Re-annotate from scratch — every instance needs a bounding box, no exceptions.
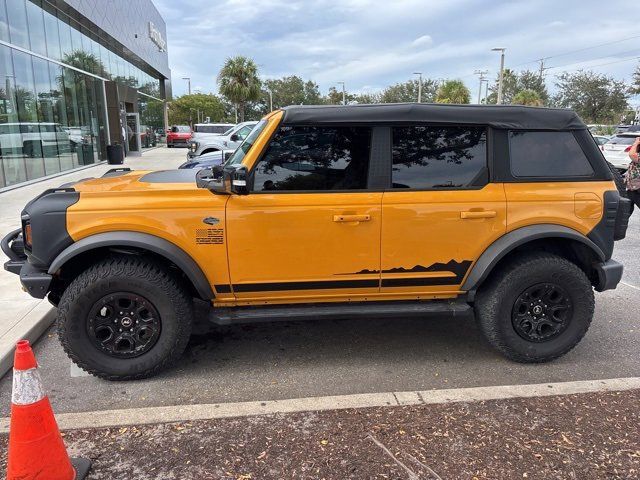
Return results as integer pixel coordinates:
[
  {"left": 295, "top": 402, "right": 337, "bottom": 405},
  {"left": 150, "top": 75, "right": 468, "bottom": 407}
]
[
  {"left": 57, "top": 256, "right": 193, "bottom": 380},
  {"left": 606, "top": 161, "right": 628, "bottom": 199},
  {"left": 475, "top": 253, "right": 594, "bottom": 363}
]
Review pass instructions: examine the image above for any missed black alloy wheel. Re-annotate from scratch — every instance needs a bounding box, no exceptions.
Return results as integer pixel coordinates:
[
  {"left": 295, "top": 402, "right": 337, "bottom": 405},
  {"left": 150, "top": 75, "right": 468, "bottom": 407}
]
[
  {"left": 511, "top": 283, "right": 573, "bottom": 342},
  {"left": 87, "top": 293, "right": 161, "bottom": 358}
]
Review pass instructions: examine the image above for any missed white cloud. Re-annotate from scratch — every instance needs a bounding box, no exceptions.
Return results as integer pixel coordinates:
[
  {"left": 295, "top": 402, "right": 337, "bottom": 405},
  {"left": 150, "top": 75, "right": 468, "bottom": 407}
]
[{"left": 412, "top": 35, "right": 433, "bottom": 48}]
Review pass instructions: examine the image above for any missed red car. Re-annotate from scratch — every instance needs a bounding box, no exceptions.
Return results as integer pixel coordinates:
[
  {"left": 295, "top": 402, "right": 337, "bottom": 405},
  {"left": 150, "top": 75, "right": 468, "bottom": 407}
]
[{"left": 166, "top": 125, "right": 192, "bottom": 147}]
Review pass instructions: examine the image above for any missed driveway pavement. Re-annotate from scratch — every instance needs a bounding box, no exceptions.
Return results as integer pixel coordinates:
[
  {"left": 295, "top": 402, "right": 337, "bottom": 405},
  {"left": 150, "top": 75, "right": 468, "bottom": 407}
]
[{"left": 0, "top": 155, "right": 638, "bottom": 416}]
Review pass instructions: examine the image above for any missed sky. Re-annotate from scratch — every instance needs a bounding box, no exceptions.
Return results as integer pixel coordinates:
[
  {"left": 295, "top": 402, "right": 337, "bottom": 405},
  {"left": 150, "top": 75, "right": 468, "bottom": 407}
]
[{"left": 154, "top": 0, "right": 639, "bottom": 104}]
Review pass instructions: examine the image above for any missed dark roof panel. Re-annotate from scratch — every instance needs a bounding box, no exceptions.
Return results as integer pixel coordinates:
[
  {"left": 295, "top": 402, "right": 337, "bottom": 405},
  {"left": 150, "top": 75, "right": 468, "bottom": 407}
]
[{"left": 280, "top": 103, "right": 586, "bottom": 130}]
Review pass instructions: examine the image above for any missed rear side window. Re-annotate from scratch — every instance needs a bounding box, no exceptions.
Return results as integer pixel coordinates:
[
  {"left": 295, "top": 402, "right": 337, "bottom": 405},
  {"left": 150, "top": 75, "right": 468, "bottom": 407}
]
[
  {"left": 252, "top": 126, "right": 371, "bottom": 192},
  {"left": 509, "top": 131, "right": 594, "bottom": 178},
  {"left": 391, "top": 126, "right": 487, "bottom": 189},
  {"left": 608, "top": 135, "right": 637, "bottom": 145}
]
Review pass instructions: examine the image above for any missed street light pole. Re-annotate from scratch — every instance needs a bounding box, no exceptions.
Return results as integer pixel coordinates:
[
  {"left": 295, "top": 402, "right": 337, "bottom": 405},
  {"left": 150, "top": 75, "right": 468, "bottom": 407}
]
[
  {"left": 181, "top": 77, "right": 191, "bottom": 95},
  {"left": 337, "top": 81, "right": 346, "bottom": 105},
  {"left": 267, "top": 89, "right": 273, "bottom": 112},
  {"left": 474, "top": 70, "right": 488, "bottom": 104},
  {"left": 413, "top": 72, "right": 422, "bottom": 103},
  {"left": 491, "top": 48, "right": 506, "bottom": 104}
]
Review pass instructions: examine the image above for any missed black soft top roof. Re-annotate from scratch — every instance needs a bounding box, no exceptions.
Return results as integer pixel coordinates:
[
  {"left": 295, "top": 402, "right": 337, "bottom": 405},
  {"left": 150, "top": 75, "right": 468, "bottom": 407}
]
[{"left": 280, "top": 103, "right": 586, "bottom": 131}]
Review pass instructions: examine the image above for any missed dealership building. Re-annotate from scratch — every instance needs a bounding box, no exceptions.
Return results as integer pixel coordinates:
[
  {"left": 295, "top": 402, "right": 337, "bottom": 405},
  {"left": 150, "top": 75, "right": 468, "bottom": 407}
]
[{"left": 0, "top": 0, "right": 171, "bottom": 189}]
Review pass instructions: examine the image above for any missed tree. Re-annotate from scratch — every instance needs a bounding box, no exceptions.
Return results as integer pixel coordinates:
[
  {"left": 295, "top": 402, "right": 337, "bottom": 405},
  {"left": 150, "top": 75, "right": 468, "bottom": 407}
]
[
  {"left": 168, "top": 93, "right": 226, "bottom": 126},
  {"left": 325, "top": 86, "right": 357, "bottom": 105},
  {"left": 217, "top": 56, "right": 262, "bottom": 122},
  {"left": 435, "top": 80, "right": 471, "bottom": 104},
  {"left": 487, "top": 69, "right": 548, "bottom": 105},
  {"left": 513, "top": 89, "right": 543, "bottom": 106},
  {"left": 379, "top": 78, "right": 438, "bottom": 103},
  {"left": 262, "top": 76, "right": 322, "bottom": 111},
  {"left": 62, "top": 51, "right": 109, "bottom": 78},
  {"left": 553, "top": 70, "right": 629, "bottom": 124},
  {"left": 630, "top": 63, "right": 640, "bottom": 95}
]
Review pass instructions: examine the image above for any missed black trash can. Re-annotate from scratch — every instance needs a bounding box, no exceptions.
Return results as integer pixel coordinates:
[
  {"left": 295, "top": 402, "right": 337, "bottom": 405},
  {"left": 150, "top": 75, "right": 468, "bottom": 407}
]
[{"left": 107, "top": 144, "right": 124, "bottom": 165}]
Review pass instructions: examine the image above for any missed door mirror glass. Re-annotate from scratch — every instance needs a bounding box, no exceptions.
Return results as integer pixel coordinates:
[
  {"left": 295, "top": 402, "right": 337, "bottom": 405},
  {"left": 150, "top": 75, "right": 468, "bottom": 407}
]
[{"left": 230, "top": 133, "right": 239, "bottom": 142}]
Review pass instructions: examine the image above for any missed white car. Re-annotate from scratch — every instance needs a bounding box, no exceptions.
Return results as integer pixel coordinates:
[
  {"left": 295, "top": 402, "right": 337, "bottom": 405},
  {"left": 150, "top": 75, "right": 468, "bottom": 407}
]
[
  {"left": 602, "top": 132, "right": 640, "bottom": 171},
  {"left": 0, "top": 122, "right": 71, "bottom": 157},
  {"left": 187, "top": 121, "right": 257, "bottom": 159},
  {"left": 191, "top": 123, "right": 234, "bottom": 141}
]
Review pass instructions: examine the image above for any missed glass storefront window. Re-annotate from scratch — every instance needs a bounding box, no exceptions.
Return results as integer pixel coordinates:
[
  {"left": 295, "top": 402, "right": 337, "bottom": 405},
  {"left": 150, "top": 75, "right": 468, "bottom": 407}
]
[
  {"left": 0, "top": 0, "right": 9, "bottom": 43},
  {"left": 26, "top": 0, "right": 47, "bottom": 57},
  {"left": 0, "top": 0, "right": 164, "bottom": 188},
  {"left": 6, "top": 0, "right": 29, "bottom": 49},
  {"left": 42, "top": 8, "right": 61, "bottom": 61}
]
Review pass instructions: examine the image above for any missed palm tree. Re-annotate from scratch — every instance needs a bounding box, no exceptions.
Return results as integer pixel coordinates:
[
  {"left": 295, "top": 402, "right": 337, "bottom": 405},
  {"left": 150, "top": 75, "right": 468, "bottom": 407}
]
[
  {"left": 217, "top": 56, "right": 261, "bottom": 122},
  {"left": 512, "top": 89, "right": 543, "bottom": 106},
  {"left": 435, "top": 80, "right": 471, "bottom": 104}
]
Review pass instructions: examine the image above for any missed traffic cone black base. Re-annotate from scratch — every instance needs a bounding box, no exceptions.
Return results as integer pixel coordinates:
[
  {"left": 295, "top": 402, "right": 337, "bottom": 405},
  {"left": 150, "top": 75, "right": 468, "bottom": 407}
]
[{"left": 71, "top": 457, "right": 91, "bottom": 479}]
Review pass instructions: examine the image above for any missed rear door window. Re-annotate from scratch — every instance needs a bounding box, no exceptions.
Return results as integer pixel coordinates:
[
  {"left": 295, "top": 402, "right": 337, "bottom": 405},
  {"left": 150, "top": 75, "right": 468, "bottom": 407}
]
[
  {"left": 509, "top": 131, "right": 594, "bottom": 178},
  {"left": 252, "top": 126, "right": 371, "bottom": 191},
  {"left": 391, "top": 125, "right": 487, "bottom": 189}
]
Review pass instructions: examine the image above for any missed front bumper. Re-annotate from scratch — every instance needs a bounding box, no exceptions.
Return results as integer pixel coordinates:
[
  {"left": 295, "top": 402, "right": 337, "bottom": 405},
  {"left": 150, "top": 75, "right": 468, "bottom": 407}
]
[
  {"left": 2, "top": 228, "right": 52, "bottom": 299},
  {"left": 594, "top": 259, "right": 623, "bottom": 292}
]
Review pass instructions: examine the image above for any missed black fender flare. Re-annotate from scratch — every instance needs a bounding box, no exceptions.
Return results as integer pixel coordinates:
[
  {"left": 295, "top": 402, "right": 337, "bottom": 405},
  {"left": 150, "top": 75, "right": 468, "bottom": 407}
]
[
  {"left": 462, "top": 224, "right": 605, "bottom": 300},
  {"left": 48, "top": 231, "right": 214, "bottom": 299}
]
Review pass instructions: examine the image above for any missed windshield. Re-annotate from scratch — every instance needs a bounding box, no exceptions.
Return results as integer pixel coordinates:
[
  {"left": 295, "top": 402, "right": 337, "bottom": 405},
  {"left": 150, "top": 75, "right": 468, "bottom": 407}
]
[
  {"left": 171, "top": 126, "right": 191, "bottom": 133},
  {"left": 225, "top": 121, "right": 268, "bottom": 166}
]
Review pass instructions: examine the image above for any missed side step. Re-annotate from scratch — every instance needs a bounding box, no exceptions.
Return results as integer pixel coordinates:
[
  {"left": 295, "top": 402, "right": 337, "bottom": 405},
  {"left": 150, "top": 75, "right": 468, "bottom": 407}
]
[{"left": 209, "top": 300, "right": 472, "bottom": 326}]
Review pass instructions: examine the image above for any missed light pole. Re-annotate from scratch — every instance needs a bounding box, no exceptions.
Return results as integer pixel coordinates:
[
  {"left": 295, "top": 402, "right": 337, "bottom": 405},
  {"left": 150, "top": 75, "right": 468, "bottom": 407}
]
[
  {"left": 491, "top": 48, "right": 506, "bottom": 104},
  {"left": 413, "top": 72, "right": 423, "bottom": 103},
  {"left": 336, "top": 81, "right": 346, "bottom": 105},
  {"left": 474, "top": 70, "right": 488, "bottom": 104},
  {"left": 181, "top": 77, "right": 191, "bottom": 95},
  {"left": 266, "top": 88, "right": 273, "bottom": 112}
]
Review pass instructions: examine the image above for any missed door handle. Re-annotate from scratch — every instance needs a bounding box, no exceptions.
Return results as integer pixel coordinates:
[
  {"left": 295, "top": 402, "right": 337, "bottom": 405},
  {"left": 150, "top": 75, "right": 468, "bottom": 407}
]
[
  {"left": 333, "top": 214, "right": 371, "bottom": 223},
  {"left": 460, "top": 210, "right": 497, "bottom": 219}
]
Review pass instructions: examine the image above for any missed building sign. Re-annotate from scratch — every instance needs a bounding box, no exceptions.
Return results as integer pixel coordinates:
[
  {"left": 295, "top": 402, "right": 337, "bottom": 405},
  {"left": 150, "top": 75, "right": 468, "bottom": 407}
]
[{"left": 148, "top": 22, "right": 166, "bottom": 52}]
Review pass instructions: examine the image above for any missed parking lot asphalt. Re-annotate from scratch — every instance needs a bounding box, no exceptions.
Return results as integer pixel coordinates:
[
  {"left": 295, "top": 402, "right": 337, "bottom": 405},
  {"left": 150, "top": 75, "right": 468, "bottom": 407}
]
[{"left": 0, "top": 184, "right": 639, "bottom": 417}]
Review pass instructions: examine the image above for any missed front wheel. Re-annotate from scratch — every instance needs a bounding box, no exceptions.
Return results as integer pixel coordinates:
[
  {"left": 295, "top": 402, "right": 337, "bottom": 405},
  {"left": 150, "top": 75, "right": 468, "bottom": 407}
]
[
  {"left": 57, "top": 256, "right": 193, "bottom": 380},
  {"left": 475, "top": 253, "right": 594, "bottom": 363}
]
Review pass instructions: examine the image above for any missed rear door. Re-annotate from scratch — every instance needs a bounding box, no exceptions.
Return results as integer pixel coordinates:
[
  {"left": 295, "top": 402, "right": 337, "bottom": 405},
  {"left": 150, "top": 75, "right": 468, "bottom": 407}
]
[{"left": 380, "top": 125, "right": 506, "bottom": 296}]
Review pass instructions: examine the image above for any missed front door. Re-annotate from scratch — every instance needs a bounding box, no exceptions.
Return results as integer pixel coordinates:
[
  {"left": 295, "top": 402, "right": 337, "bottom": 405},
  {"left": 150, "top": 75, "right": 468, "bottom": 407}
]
[
  {"left": 226, "top": 125, "right": 382, "bottom": 302},
  {"left": 380, "top": 125, "right": 506, "bottom": 295}
]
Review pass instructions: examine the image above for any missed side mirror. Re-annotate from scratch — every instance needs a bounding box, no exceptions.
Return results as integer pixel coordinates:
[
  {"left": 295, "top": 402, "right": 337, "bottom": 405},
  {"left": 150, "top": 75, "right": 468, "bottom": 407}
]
[
  {"left": 196, "top": 165, "right": 248, "bottom": 195},
  {"left": 230, "top": 133, "right": 239, "bottom": 142}
]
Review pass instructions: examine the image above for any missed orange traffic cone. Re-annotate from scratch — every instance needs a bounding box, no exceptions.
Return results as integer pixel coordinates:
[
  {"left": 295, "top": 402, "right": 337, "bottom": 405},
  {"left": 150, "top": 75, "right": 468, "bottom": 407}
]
[{"left": 6, "top": 340, "right": 91, "bottom": 480}]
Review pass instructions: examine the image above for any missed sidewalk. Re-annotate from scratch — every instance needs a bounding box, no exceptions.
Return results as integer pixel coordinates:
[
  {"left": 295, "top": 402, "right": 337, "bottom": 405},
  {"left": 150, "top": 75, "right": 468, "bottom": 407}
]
[
  {"left": 0, "top": 146, "right": 187, "bottom": 375},
  {"left": 1, "top": 388, "right": 637, "bottom": 479}
]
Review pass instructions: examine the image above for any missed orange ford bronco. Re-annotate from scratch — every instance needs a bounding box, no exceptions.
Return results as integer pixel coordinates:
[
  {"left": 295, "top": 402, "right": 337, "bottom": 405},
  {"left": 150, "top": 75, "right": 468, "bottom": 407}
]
[{"left": 2, "top": 104, "right": 631, "bottom": 379}]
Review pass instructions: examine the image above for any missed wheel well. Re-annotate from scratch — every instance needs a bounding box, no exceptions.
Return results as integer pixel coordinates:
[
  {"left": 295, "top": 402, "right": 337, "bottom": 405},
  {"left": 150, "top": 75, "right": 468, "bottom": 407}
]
[
  {"left": 49, "top": 246, "right": 201, "bottom": 303},
  {"left": 478, "top": 237, "right": 601, "bottom": 292},
  {"left": 201, "top": 148, "right": 219, "bottom": 155}
]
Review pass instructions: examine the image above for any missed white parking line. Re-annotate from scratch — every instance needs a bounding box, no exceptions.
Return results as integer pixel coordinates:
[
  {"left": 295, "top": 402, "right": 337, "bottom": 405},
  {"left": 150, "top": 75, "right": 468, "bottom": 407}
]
[
  {"left": 2, "top": 376, "right": 638, "bottom": 433},
  {"left": 621, "top": 281, "right": 640, "bottom": 291},
  {"left": 69, "top": 362, "right": 90, "bottom": 378}
]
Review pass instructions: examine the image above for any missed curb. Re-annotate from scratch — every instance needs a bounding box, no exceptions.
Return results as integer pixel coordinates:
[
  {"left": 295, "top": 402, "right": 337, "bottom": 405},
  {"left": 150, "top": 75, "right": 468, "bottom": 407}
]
[
  {"left": 0, "top": 301, "right": 55, "bottom": 378},
  {"left": 1, "top": 377, "right": 638, "bottom": 434}
]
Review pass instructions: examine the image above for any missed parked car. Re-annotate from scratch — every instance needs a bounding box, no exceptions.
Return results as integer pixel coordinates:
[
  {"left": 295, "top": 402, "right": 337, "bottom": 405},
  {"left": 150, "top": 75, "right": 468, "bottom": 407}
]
[
  {"left": 0, "top": 122, "right": 71, "bottom": 157},
  {"left": 187, "top": 121, "right": 257, "bottom": 158},
  {"left": 179, "top": 149, "right": 234, "bottom": 169},
  {"left": 166, "top": 125, "right": 192, "bottom": 147},
  {"left": 602, "top": 132, "right": 640, "bottom": 171},
  {"left": 2, "top": 104, "right": 631, "bottom": 380},
  {"left": 192, "top": 123, "right": 234, "bottom": 138},
  {"left": 592, "top": 135, "right": 610, "bottom": 147}
]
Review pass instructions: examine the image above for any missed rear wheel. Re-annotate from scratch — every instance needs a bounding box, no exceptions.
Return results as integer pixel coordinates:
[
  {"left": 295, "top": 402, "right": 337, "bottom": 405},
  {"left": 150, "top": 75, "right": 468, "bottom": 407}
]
[
  {"left": 475, "top": 253, "right": 594, "bottom": 363},
  {"left": 57, "top": 256, "right": 193, "bottom": 380}
]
